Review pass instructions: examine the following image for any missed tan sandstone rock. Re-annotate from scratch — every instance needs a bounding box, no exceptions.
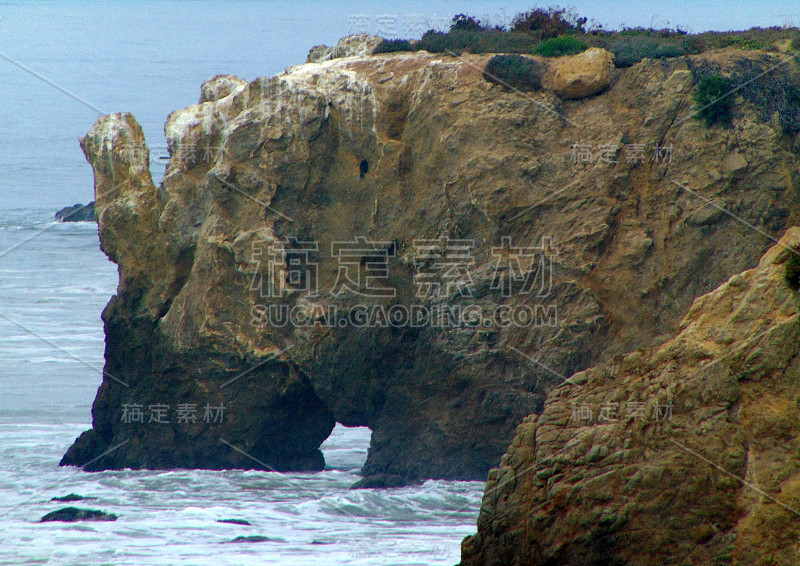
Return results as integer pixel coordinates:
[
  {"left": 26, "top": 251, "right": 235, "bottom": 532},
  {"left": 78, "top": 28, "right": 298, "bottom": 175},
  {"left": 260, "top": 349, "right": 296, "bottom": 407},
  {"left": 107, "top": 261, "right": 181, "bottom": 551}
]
[
  {"left": 306, "top": 34, "right": 382, "bottom": 63},
  {"left": 461, "top": 228, "right": 800, "bottom": 565},
  {"left": 552, "top": 47, "right": 614, "bottom": 99},
  {"left": 199, "top": 74, "right": 247, "bottom": 104}
]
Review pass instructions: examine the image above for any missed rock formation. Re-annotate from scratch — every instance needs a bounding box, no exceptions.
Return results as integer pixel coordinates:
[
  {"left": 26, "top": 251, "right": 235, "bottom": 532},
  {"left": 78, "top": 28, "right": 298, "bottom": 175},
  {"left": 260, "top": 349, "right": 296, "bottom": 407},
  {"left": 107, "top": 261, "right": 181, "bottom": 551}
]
[
  {"left": 461, "top": 228, "right": 800, "bottom": 565},
  {"left": 61, "top": 38, "right": 800, "bottom": 490},
  {"left": 50, "top": 494, "right": 95, "bottom": 502},
  {"left": 551, "top": 47, "right": 614, "bottom": 99},
  {"left": 306, "top": 34, "right": 383, "bottom": 64},
  {"left": 40, "top": 507, "right": 118, "bottom": 522},
  {"left": 55, "top": 201, "right": 95, "bottom": 222}
]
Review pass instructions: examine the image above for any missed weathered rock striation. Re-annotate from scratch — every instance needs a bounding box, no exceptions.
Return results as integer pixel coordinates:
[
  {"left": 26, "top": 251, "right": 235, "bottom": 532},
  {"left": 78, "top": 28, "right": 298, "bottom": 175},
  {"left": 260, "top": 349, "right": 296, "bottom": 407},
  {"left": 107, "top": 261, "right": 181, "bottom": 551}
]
[
  {"left": 61, "top": 36, "right": 800, "bottom": 489},
  {"left": 307, "top": 34, "right": 383, "bottom": 64},
  {"left": 461, "top": 228, "right": 800, "bottom": 565}
]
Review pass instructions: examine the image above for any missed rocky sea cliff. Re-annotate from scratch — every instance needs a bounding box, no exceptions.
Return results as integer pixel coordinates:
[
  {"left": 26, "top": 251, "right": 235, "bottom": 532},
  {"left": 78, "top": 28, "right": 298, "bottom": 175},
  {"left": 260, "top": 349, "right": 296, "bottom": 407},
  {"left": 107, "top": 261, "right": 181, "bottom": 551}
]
[{"left": 60, "top": 33, "right": 800, "bottom": 562}]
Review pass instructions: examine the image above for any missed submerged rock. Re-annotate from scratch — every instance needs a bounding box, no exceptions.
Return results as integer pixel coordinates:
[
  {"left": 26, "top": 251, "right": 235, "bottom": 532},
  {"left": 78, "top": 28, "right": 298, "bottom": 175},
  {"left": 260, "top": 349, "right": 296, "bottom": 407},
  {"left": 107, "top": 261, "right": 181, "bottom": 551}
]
[
  {"left": 40, "top": 507, "right": 117, "bottom": 522},
  {"left": 217, "top": 518, "right": 252, "bottom": 526},
  {"left": 351, "top": 473, "right": 414, "bottom": 489},
  {"left": 55, "top": 201, "right": 95, "bottom": 222},
  {"left": 225, "top": 535, "right": 284, "bottom": 544},
  {"left": 461, "top": 227, "right": 800, "bottom": 565},
  {"left": 50, "top": 494, "right": 95, "bottom": 502}
]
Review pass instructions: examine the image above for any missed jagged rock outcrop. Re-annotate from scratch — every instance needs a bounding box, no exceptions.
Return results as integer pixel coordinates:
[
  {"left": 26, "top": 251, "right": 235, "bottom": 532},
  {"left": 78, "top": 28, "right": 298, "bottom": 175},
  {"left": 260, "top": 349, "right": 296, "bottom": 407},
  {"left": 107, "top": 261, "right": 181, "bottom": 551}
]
[
  {"left": 199, "top": 75, "right": 247, "bottom": 104},
  {"left": 461, "top": 228, "right": 800, "bottom": 565},
  {"left": 62, "top": 45, "right": 800, "bottom": 486},
  {"left": 306, "top": 34, "right": 382, "bottom": 63},
  {"left": 55, "top": 201, "right": 95, "bottom": 222}
]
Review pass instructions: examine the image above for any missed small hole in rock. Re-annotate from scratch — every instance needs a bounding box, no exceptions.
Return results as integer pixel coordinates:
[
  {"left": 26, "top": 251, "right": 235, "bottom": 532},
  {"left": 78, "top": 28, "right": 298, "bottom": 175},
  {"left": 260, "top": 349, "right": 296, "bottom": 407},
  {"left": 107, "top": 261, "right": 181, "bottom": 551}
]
[{"left": 359, "top": 159, "right": 369, "bottom": 179}]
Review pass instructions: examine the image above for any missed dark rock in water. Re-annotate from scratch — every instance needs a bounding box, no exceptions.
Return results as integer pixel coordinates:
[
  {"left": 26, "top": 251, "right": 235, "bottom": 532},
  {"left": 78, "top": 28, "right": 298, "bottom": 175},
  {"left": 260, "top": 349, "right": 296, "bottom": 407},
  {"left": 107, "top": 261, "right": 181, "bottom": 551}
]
[
  {"left": 217, "top": 518, "right": 252, "bottom": 526},
  {"left": 225, "top": 535, "right": 284, "bottom": 544},
  {"left": 55, "top": 201, "right": 95, "bottom": 222},
  {"left": 51, "top": 494, "right": 95, "bottom": 502},
  {"left": 40, "top": 507, "right": 117, "bottom": 522},
  {"left": 351, "top": 473, "right": 412, "bottom": 489}
]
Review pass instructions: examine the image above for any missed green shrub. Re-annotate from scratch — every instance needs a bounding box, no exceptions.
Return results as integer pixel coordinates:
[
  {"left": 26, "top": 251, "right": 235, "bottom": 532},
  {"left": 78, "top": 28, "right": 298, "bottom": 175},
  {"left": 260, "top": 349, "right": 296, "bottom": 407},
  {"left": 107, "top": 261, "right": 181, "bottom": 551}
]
[
  {"left": 699, "top": 28, "right": 792, "bottom": 51},
  {"left": 415, "top": 30, "right": 463, "bottom": 54},
  {"left": 374, "top": 39, "right": 413, "bottom": 54},
  {"left": 511, "top": 7, "right": 587, "bottom": 39},
  {"left": 784, "top": 252, "right": 800, "bottom": 290},
  {"left": 717, "top": 35, "right": 765, "bottom": 50},
  {"left": 601, "top": 35, "right": 701, "bottom": 67},
  {"left": 533, "top": 35, "right": 588, "bottom": 56},
  {"left": 617, "top": 26, "right": 688, "bottom": 38},
  {"left": 693, "top": 74, "right": 734, "bottom": 128},
  {"left": 730, "top": 56, "right": 800, "bottom": 137},
  {"left": 482, "top": 55, "right": 544, "bottom": 91},
  {"left": 450, "top": 14, "right": 486, "bottom": 32},
  {"left": 416, "top": 29, "right": 535, "bottom": 54},
  {"left": 370, "top": 8, "right": 798, "bottom": 64},
  {"left": 470, "top": 31, "right": 537, "bottom": 53}
]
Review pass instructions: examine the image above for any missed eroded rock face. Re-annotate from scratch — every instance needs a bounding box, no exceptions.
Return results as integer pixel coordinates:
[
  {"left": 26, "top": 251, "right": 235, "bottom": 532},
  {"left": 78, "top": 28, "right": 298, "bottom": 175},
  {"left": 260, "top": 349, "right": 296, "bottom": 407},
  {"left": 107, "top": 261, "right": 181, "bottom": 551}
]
[
  {"left": 306, "top": 34, "right": 382, "bottom": 63},
  {"left": 552, "top": 47, "right": 614, "bottom": 99},
  {"left": 461, "top": 228, "right": 800, "bottom": 565},
  {"left": 62, "top": 47, "right": 800, "bottom": 486},
  {"left": 199, "top": 74, "right": 247, "bottom": 103}
]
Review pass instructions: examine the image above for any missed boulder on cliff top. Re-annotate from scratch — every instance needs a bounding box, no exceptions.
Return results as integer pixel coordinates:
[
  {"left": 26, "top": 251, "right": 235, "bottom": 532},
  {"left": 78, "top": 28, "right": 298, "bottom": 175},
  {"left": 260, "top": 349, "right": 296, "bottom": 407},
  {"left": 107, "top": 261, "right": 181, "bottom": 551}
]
[
  {"left": 551, "top": 47, "right": 614, "bottom": 99},
  {"left": 461, "top": 227, "right": 800, "bottom": 565}
]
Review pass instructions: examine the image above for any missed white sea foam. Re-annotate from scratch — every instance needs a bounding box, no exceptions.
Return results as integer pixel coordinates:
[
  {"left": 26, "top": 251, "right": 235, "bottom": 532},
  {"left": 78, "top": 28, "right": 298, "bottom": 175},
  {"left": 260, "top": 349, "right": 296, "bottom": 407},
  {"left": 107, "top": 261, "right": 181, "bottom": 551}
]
[{"left": 0, "top": 210, "right": 483, "bottom": 564}]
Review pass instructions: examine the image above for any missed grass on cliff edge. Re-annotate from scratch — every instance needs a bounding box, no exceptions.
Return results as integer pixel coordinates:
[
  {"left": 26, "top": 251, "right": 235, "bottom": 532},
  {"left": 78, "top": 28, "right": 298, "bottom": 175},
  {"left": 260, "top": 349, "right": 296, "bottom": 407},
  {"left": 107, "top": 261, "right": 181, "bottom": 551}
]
[
  {"left": 689, "top": 57, "right": 800, "bottom": 138},
  {"left": 482, "top": 55, "right": 545, "bottom": 91},
  {"left": 373, "top": 7, "right": 800, "bottom": 68}
]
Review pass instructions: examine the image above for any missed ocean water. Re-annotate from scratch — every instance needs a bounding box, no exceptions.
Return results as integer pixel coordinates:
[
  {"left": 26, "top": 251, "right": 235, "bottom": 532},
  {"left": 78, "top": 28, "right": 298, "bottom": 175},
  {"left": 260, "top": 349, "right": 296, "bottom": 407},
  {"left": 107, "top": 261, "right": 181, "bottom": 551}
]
[
  {"left": 2, "top": 1, "right": 786, "bottom": 564},
  {"left": 0, "top": 212, "right": 484, "bottom": 565},
  {"left": 0, "top": 2, "right": 524, "bottom": 563}
]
